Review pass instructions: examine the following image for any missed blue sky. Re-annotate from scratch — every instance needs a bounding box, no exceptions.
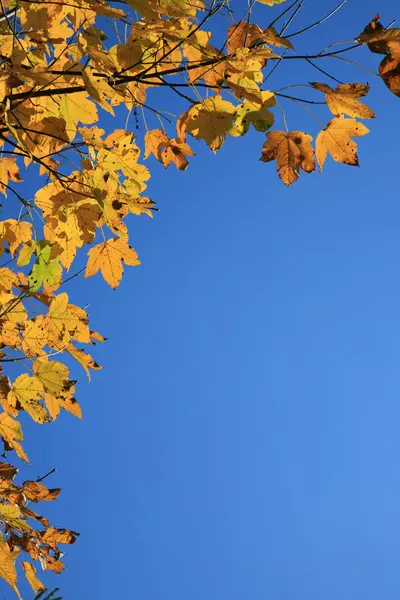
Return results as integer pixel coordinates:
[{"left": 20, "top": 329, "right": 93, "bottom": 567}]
[{"left": 3, "top": 0, "right": 400, "bottom": 598}]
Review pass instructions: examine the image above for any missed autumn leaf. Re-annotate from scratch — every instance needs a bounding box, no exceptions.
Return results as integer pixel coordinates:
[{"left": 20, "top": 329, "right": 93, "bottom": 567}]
[
  {"left": 8, "top": 374, "right": 49, "bottom": 424},
  {"left": 0, "top": 413, "right": 28, "bottom": 462},
  {"left": 180, "top": 97, "right": 237, "bottom": 153},
  {"left": 67, "top": 344, "right": 102, "bottom": 379},
  {"left": 85, "top": 238, "right": 140, "bottom": 288},
  {"left": 23, "top": 481, "right": 60, "bottom": 502},
  {"left": 0, "top": 220, "right": 32, "bottom": 257},
  {"left": 82, "top": 69, "right": 115, "bottom": 115},
  {"left": 315, "top": 116, "right": 369, "bottom": 170},
  {"left": 311, "top": 82, "right": 375, "bottom": 119},
  {"left": 260, "top": 130, "right": 315, "bottom": 185},
  {"left": 230, "top": 95, "right": 275, "bottom": 136},
  {"left": 33, "top": 360, "right": 70, "bottom": 396},
  {"left": 145, "top": 129, "right": 195, "bottom": 170},
  {"left": 379, "top": 56, "right": 400, "bottom": 97},
  {"left": 0, "top": 538, "right": 20, "bottom": 598},
  {"left": 0, "top": 461, "right": 18, "bottom": 479},
  {"left": 0, "top": 159, "right": 22, "bottom": 196},
  {"left": 60, "top": 92, "right": 98, "bottom": 141},
  {"left": 357, "top": 26, "right": 400, "bottom": 44},
  {"left": 28, "top": 244, "right": 62, "bottom": 292},
  {"left": 22, "top": 561, "right": 46, "bottom": 593},
  {"left": 41, "top": 527, "right": 79, "bottom": 548},
  {"left": 257, "top": 26, "right": 294, "bottom": 50},
  {"left": 0, "top": 0, "right": 396, "bottom": 591},
  {"left": 257, "top": 0, "right": 288, "bottom": 5}
]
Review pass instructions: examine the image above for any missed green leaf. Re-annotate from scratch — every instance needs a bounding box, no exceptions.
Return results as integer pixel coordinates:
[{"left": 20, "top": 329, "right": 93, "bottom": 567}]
[{"left": 28, "top": 243, "right": 62, "bottom": 292}]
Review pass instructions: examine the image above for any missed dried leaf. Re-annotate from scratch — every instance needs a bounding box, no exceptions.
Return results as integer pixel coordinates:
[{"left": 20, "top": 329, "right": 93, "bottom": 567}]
[{"left": 260, "top": 130, "right": 315, "bottom": 185}]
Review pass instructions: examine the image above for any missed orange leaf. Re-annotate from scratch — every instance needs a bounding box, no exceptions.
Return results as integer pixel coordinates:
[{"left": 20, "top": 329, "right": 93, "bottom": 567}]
[{"left": 85, "top": 238, "right": 140, "bottom": 288}]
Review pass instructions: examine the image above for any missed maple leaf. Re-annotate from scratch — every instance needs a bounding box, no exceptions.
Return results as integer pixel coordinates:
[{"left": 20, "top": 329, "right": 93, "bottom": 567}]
[
  {"left": 230, "top": 94, "right": 275, "bottom": 136},
  {"left": 0, "top": 220, "right": 32, "bottom": 257},
  {"left": 67, "top": 344, "right": 102, "bottom": 379},
  {"left": 33, "top": 360, "right": 70, "bottom": 396},
  {"left": 41, "top": 527, "right": 79, "bottom": 549},
  {"left": 82, "top": 69, "right": 115, "bottom": 115},
  {"left": 0, "top": 159, "right": 22, "bottom": 196},
  {"left": 260, "top": 130, "right": 315, "bottom": 185},
  {"left": 311, "top": 82, "right": 375, "bottom": 119},
  {"left": 0, "top": 538, "right": 20, "bottom": 598},
  {"left": 85, "top": 238, "right": 140, "bottom": 288},
  {"left": 379, "top": 56, "right": 400, "bottom": 98},
  {"left": 145, "top": 129, "right": 195, "bottom": 170},
  {"left": 315, "top": 116, "right": 369, "bottom": 170},
  {"left": 22, "top": 562, "right": 46, "bottom": 594},
  {"left": 180, "top": 97, "right": 237, "bottom": 153},
  {"left": 257, "top": 26, "right": 294, "bottom": 50},
  {"left": 60, "top": 92, "right": 98, "bottom": 141},
  {"left": 28, "top": 244, "right": 62, "bottom": 292},
  {"left": 23, "top": 481, "right": 60, "bottom": 502},
  {"left": 257, "top": 0, "right": 288, "bottom": 4},
  {"left": 21, "top": 317, "right": 48, "bottom": 358},
  {"left": 8, "top": 374, "right": 49, "bottom": 424},
  {"left": 0, "top": 413, "right": 28, "bottom": 462},
  {"left": 0, "top": 462, "right": 18, "bottom": 480}
]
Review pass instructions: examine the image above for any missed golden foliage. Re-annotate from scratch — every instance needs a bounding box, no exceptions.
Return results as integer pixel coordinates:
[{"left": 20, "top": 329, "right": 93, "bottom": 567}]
[{"left": 0, "top": 0, "right": 396, "bottom": 592}]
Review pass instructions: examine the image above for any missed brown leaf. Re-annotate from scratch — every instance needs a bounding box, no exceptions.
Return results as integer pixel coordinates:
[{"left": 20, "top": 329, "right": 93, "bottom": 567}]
[
  {"left": 379, "top": 55, "right": 400, "bottom": 97},
  {"left": 260, "top": 130, "right": 315, "bottom": 185},
  {"left": 23, "top": 481, "right": 60, "bottom": 502},
  {"left": 0, "top": 462, "right": 18, "bottom": 480}
]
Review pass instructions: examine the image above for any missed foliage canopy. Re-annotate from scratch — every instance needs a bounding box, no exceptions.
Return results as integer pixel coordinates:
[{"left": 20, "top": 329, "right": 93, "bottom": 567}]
[{"left": 0, "top": 0, "right": 398, "bottom": 594}]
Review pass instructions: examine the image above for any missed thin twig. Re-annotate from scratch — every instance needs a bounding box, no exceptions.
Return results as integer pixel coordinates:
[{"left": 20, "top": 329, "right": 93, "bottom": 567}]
[{"left": 286, "top": 0, "right": 347, "bottom": 39}]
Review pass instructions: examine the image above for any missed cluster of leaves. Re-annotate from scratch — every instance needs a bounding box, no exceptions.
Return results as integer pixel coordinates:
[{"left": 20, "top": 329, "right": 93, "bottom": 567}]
[{"left": 0, "top": 0, "right": 398, "bottom": 594}]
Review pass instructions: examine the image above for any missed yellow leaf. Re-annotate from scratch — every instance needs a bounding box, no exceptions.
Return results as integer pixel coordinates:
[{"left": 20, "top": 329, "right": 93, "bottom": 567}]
[
  {"left": 60, "top": 92, "right": 98, "bottom": 141},
  {"left": 260, "top": 130, "right": 315, "bottom": 185},
  {"left": 41, "top": 526, "right": 78, "bottom": 547},
  {"left": 0, "top": 376, "right": 16, "bottom": 418},
  {"left": 43, "top": 293, "right": 72, "bottom": 346},
  {"left": 0, "top": 268, "right": 18, "bottom": 303},
  {"left": 21, "top": 317, "right": 48, "bottom": 358},
  {"left": 315, "top": 116, "right": 369, "bottom": 170},
  {"left": 0, "top": 413, "right": 28, "bottom": 462},
  {"left": 257, "top": 0, "right": 288, "bottom": 5},
  {"left": 182, "top": 97, "right": 237, "bottom": 153},
  {"left": 42, "top": 392, "right": 60, "bottom": 421},
  {"left": 0, "top": 220, "right": 32, "bottom": 257},
  {"left": 257, "top": 0, "right": 286, "bottom": 6},
  {"left": 33, "top": 360, "right": 70, "bottom": 395},
  {"left": 311, "top": 82, "right": 375, "bottom": 119},
  {"left": 0, "top": 159, "right": 22, "bottom": 196},
  {"left": 0, "top": 504, "right": 21, "bottom": 519},
  {"left": 67, "top": 344, "right": 102, "bottom": 379},
  {"left": 144, "top": 129, "right": 170, "bottom": 160},
  {"left": 8, "top": 374, "right": 49, "bottom": 424},
  {"left": 0, "top": 539, "right": 19, "bottom": 597},
  {"left": 22, "top": 561, "right": 46, "bottom": 593},
  {"left": 85, "top": 238, "right": 140, "bottom": 288},
  {"left": 82, "top": 69, "right": 115, "bottom": 115}
]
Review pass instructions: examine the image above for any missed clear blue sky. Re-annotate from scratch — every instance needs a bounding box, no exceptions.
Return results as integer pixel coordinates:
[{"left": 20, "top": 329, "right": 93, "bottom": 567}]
[{"left": 4, "top": 0, "right": 400, "bottom": 598}]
